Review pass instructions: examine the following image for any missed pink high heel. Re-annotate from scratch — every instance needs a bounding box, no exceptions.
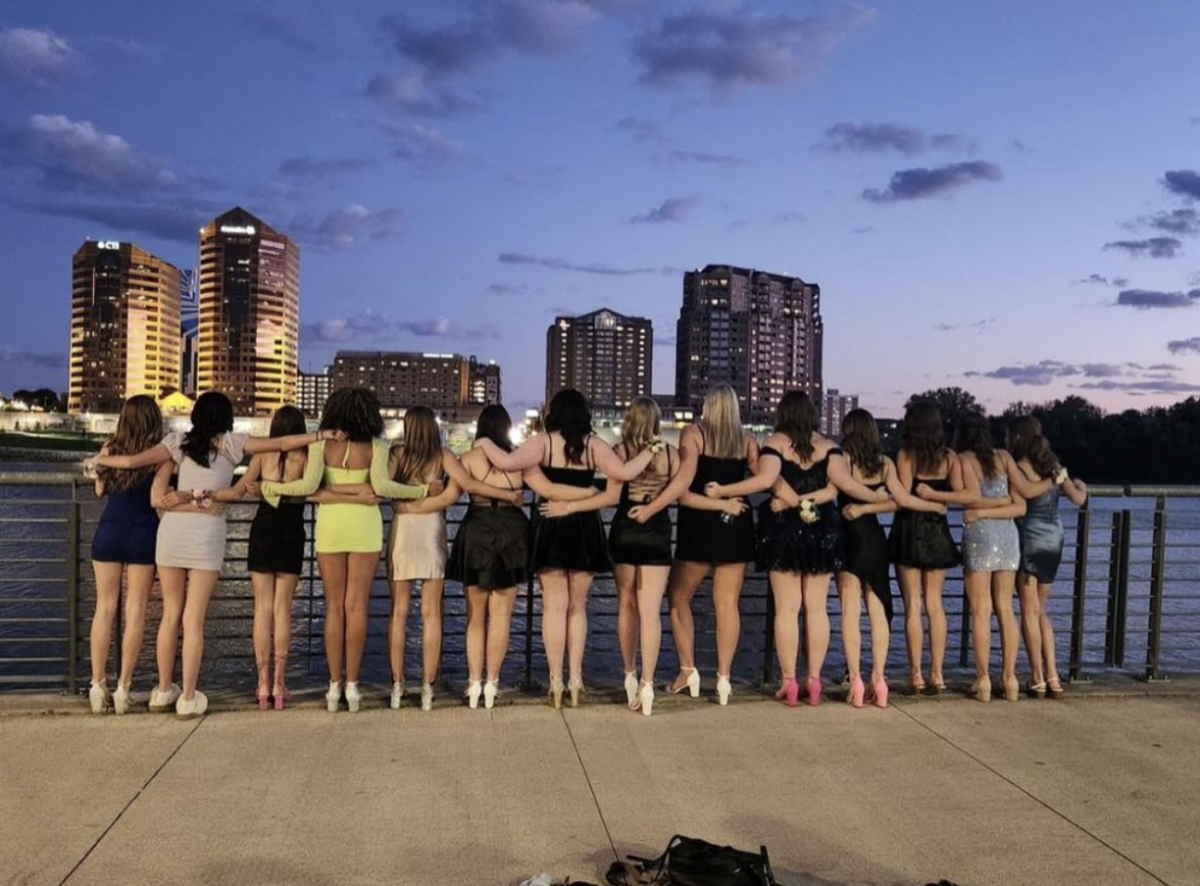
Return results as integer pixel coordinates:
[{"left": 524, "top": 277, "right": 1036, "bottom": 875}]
[
  {"left": 257, "top": 691, "right": 270, "bottom": 712},
  {"left": 774, "top": 677, "right": 800, "bottom": 708},
  {"left": 870, "top": 676, "right": 889, "bottom": 709},
  {"left": 273, "top": 684, "right": 289, "bottom": 711},
  {"left": 805, "top": 676, "right": 822, "bottom": 707},
  {"left": 848, "top": 676, "right": 865, "bottom": 709}
]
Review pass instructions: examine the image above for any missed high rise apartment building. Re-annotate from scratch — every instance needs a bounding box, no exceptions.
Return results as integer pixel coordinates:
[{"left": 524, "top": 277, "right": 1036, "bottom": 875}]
[
  {"left": 332, "top": 351, "right": 501, "bottom": 412},
  {"left": 297, "top": 366, "right": 333, "bottom": 418},
  {"left": 69, "top": 240, "right": 183, "bottom": 413},
  {"left": 676, "top": 264, "right": 822, "bottom": 425},
  {"left": 197, "top": 207, "right": 299, "bottom": 416},
  {"left": 179, "top": 269, "right": 199, "bottom": 396},
  {"left": 821, "top": 388, "right": 858, "bottom": 438},
  {"left": 545, "top": 309, "right": 652, "bottom": 409}
]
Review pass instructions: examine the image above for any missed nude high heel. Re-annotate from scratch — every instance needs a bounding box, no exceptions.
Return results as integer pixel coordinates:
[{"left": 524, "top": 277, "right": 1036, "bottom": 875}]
[
  {"left": 668, "top": 667, "right": 701, "bottom": 698},
  {"left": 549, "top": 677, "right": 564, "bottom": 710},
  {"left": 624, "top": 672, "right": 638, "bottom": 707},
  {"left": 969, "top": 675, "right": 992, "bottom": 703},
  {"left": 638, "top": 680, "right": 654, "bottom": 717},
  {"left": 716, "top": 674, "right": 732, "bottom": 706},
  {"left": 568, "top": 677, "right": 584, "bottom": 708},
  {"left": 1004, "top": 675, "right": 1021, "bottom": 703}
]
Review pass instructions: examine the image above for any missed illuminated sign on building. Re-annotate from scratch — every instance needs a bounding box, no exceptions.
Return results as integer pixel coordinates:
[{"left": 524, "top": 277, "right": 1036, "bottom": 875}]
[
  {"left": 98, "top": 241, "right": 121, "bottom": 250},
  {"left": 219, "top": 225, "right": 257, "bottom": 235}
]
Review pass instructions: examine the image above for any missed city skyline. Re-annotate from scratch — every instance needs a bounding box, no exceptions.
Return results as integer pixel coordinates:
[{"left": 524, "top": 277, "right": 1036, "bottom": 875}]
[{"left": 2, "top": 2, "right": 1200, "bottom": 418}]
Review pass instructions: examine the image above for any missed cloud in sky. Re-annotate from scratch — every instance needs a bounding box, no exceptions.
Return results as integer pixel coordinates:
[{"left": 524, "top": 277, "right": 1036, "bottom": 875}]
[
  {"left": 365, "top": 71, "right": 483, "bottom": 117},
  {"left": 1104, "top": 238, "right": 1184, "bottom": 259},
  {"left": 0, "top": 27, "right": 77, "bottom": 90},
  {"left": 616, "top": 117, "right": 666, "bottom": 145},
  {"left": 1162, "top": 169, "right": 1200, "bottom": 201},
  {"left": 302, "top": 310, "right": 499, "bottom": 345},
  {"left": 278, "top": 155, "right": 376, "bottom": 179},
  {"left": 0, "top": 346, "right": 68, "bottom": 368},
  {"left": 1132, "top": 207, "right": 1200, "bottom": 237},
  {"left": 965, "top": 360, "right": 1186, "bottom": 390},
  {"left": 632, "top": 4, "right": 872, "bottom": 93},
  {"left": 664, "top": 150, "right": 748, "bottom": 168},
  {"left": 1074, "top": 273, "right": 1128, "bottom": 287},
  {"left": 380, "top": 122, "right": 468, "bottom": 164},
  {"left": 498, "top": 252, "right": 677, "bottom": 276},
  {"left": 289, "top": 205, "right": 404, "bottom": 251},
  {"left": 1168, "top": 337, "right": 1200, "bottom": 355},
  {"left": 817, "top": 121, "right": 974, "bottom": 155},
  {"left": 631, "top": 196, "right": 697, "bottom": 223},
  {"left": 862, "top": 161, "right": 1002, "bottom": 203},
  {"left": 1114, "top": 288, "right": 1200, "bottom": 309},
  {"left": 933, "top": 318, "right": 994, "bottom": 333}
]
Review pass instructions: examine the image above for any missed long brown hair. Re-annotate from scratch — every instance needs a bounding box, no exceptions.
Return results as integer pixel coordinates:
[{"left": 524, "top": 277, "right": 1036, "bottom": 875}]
[
  {"left": 620, "top": 396, "right": 662, "bottom": 456},
  {"left": 101, "top": 395, "right": 163, "bottom": 492},
  {"left": 901, "top": 400, "right": 946, "bottom": 476},
  {"left": 954, "top": 412, "right": 998, "bottom": 479},
  {"left": 394, "top": 406, "right": 443, "bottom": 483},
  {"left": 774, "top": 390, "right": 818, "bottom": 462},
  {"left": 270, "top": 405, "right": 308, "bottom": 478},
  {"left": 1007, "top": 415, "right": 1059, "bottom": 479},
  {"left": 840, "top": 408, "right": 884, "bottom": 477}
]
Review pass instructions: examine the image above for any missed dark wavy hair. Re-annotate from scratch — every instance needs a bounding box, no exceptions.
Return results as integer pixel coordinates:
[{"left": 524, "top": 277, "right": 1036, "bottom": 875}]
[
  {"left": 183, "top": 392, "right": 234, "bottom": 467},
  {"left": 543, "top": 388, "right": 592, "bottom": 465},
  {"left": 101, "top": 395, "right": 163, "bottom": 492},
  {"left": 320, "top": 387, "right": 383, "bottom": 442},
  {"left": 270, "top": 405, "right": 308, "bottom": 473},
  {"left": 901, "top": 400, "right": 946, "bottom": 476},
  {"left": 476, "top": 404, "right": 514, "bottom": 453},
  {"left": 774, "top": 390, "right": 818, "bottom": 462},
  {"left": 1007, "top": 415, "right": 1059, "bottom": 479},
  {"left": 954, "top": 411, "right": 998, "bottom": 478},
  {"left": 840, "top": 408, "right": 884, "bottom": 477}
]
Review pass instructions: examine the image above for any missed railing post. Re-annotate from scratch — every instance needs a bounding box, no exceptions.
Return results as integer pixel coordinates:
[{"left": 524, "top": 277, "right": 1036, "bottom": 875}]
[
  {"left": 67, "top": 479, "right": 81, "bottom": 695},
  {"left": 1104, "top": 509, "right": 1130, "bottom": 667},
  {"left": 1068, "top": 501, "right": 1090, "bottom": 681},
  {"left": 1145, "top": 497, "right": 1168, "bottom": 682}
]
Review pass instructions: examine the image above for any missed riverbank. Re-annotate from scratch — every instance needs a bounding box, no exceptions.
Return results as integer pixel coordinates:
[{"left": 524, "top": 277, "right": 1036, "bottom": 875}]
[{"left": 2, "top": 691, "right": 1195, "bottom": 886}]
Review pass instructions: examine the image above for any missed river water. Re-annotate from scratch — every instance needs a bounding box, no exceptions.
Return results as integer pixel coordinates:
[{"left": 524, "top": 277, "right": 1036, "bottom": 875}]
[{"left": 2, "top": 456, "right": 1198, "bottom": 691}]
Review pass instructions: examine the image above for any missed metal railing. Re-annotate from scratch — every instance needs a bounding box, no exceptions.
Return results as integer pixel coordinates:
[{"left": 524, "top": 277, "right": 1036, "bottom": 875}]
[{"left": 2, "top": 473, "right": 1199, "bottom": 693}]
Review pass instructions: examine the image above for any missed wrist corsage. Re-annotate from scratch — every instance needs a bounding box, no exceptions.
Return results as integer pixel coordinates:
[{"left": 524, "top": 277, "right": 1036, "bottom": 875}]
[
  {"left": 194, "top": 489, "right": 213, "bottom": 510},
  {"left": 1053, "top": 467, "right": 1069, "bottom": 485},
  {"left": 646, "top": 436, "right": 665, "bottom": 455},
  {"left": 798, "top": 498, "right": 820, "bottom": 524}
]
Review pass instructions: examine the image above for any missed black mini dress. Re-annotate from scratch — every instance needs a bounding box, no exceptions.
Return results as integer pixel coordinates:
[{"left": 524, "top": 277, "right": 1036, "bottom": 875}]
[
  {"left": 528, "top": 444, "right": 613, "bottom": 574},
  {"left": 674, "top": 431, "right": 755, "bottom": 565},
  {"left": 608, "top": 448, "right": 674, "bottom": 567},
  {"left": 889, "top": 475, "right": 961, "bottom": 570},
  {"left": 756, "top": 446, "right": 846, "bottom": 575},
  {"left": 447, "top": 465, "right": 530, "bottom": 590},
  {"left": 839, "top": 482, "right": 893, "bottom": 622}
]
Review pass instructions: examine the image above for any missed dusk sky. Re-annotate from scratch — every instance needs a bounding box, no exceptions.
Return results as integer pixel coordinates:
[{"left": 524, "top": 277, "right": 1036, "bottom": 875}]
[{"left": 2, "top": 0, "right": 1199, "bottom": 418}]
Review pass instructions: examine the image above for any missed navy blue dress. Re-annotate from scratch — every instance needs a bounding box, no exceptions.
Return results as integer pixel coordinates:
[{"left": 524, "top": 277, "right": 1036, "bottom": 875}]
[{"left": 92, "top": 473, "right": 159, "bottom": 565}]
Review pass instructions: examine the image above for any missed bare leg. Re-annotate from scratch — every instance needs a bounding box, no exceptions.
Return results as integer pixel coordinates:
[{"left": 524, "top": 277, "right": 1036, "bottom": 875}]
[
  {"left": 156, "top": 566, "right": 187, "bottom": 691},
  {"left": 924, "top": 569, "right": 948, "bottom": 687},
  {"left": 770, "top": 570, "right": 802, "bottom": 681},
  {"left": 802, "top": 573, "right": 832, "bottom": 684},
  {"left": 486, "top": 588, "right": 517, "bottom": 682},
  {"left": 896, "top": 565, "right": 924, "bottom": 685},
  {"left": 837, "top": 572, "right": 863, "bottom": 682},
  {"left": 1038, "top": 582, "right": 1061, "bottom": 686},
  {"left": 539, "top": 569, "right": 569, "bottom": 686},
  {"left": 864, "top": 585, "right": 890, "bottom": 684},
  {"left": 421, "top": 578, "right": 446, "bottom": 684},
  {"left": 667, "top": 561, "right": 708, "bottom": 689},
  {"left": 318, "top": 553, "right": 347, "bottom": 683},
  {"left": 89, "top": 561, "right": 123, "bottom": 685},
  {"left": 465, "top": 587, "right": 488, "bottom": 684},
  {"left": 637, "top": 565, "right": 670, "bottom": 685},
  {"left": 250, "top": 571, "right": 276, "bottom": 695},
  {"left": 566, "top": 571, "right": 594, "bottom": 686},
  {"left": 344, "top": 551, "right": 379, "bottom": 684},
  {"left": 992, "top": 571, "right": 1020, "bottom": 688},
  {"left": 614, "top": 564, "right": 639, "bottom": 676},
  {"left": 179, "top": 569, "right": 220, "bottom": 701},
  {"left": 389, "top": 580, "right": 414, "bottom": 683},
  {"left": 1019, "top": 573, "right": 1045, "bottom": 685},
  {"left": 272, "top": 573, "right": 298, "bottom": 692},
  {"left": 965, "top": 570, "right": 993, "bottom": 685},
  {"left": 117, "top": 565, "right": 155, "bottom": 688},
  {"left": 711, "top": 562, "right": 747, "bottom": 679}
]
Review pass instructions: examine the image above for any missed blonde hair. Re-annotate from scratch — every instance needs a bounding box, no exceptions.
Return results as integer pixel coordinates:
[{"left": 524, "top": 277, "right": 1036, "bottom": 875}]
[
  {"left": 700, "top": 384, "right": 745, "bottom": 459},
  {"left": 620, "top": 396, "right": 661, "bottom": 455}
]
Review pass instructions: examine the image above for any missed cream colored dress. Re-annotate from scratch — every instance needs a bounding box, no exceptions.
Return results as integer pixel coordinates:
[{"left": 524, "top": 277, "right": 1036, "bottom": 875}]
[{"left": 156, "top": 432, "right": 247, "bottom": 571}]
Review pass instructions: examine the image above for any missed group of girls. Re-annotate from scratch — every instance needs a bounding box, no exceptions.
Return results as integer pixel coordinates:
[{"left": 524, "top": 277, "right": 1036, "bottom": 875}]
[{"left": 83, "top": 383, "right": 1085, "bottom": 721}]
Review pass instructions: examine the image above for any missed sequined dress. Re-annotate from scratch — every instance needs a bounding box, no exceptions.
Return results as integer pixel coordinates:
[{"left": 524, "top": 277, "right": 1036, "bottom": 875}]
[
  {"left": 756, "top": 446, "right": 846, "bottom": 574},
  {"left": 962, "top": 474, "right": 1020, "bottom": 573}
]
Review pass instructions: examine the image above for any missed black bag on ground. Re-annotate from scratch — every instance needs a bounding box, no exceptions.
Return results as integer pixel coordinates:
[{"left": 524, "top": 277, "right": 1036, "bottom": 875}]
[{"left": 606, "top": 835, "right": 777, "bottom": 886}]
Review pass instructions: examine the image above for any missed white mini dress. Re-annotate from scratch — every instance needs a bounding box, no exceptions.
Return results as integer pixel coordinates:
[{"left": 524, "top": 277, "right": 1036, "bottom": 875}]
[{"left": 156, "top": 432, "right": 247, "bottom": 571}]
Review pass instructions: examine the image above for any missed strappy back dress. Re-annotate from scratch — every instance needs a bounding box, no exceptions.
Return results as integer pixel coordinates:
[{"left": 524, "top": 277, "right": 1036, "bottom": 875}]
[
  {"left": 447, "top": 462, "right": 530, "bottom": 590},
  {"left": 247, "top": 453, "right": 307, "bottom": 576},
  {"left": 838, "top": 477, "right": 893, "bottom": 621},
  {"left": 528, "top": 436, "right": 612, "bottom": 573},
  {"left": 608, "top": 447, "right": 674, "bottom": 567},
  {"left": 316, "top": 444, "right": 380, "bottom": 554},
  {"left": 674, "top": 427, "right": 755, "bottom": 564},
  {"left": 889, "top": 467, "right": 960, "bottom": 570},
  {"left": 756, "top": 445, "right": 846, "bottom": 575}
]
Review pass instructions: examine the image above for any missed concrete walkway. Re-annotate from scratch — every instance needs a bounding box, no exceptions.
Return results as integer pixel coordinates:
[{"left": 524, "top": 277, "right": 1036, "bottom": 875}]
[{"left": 2, "top": 691, "right": 1197, "bottom": 886}]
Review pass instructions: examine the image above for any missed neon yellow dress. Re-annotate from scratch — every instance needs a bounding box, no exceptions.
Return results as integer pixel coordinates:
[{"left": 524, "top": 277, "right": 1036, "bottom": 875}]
[{"left": 261, "top": 440, "right": 427, "bottom": 555}]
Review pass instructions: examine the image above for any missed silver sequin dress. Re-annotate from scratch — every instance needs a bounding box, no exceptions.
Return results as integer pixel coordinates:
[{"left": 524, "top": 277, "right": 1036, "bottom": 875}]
[{"left": 962, "top": 474, "right": 1020, "bottom": 573}]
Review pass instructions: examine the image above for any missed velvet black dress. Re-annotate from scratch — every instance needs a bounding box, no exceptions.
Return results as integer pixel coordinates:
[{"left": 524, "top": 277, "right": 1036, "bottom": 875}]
[{"left": 756, "top": 446, "right": 846, "bottom": 574}]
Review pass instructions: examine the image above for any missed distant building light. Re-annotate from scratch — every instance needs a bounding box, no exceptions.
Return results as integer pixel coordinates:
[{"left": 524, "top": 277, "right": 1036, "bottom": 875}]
[
  {"left": 220, "top": 225, "right": 257, "bottom": 235},
  {"left": 98, "top": 241, "right": 120, "bottom": 250}
]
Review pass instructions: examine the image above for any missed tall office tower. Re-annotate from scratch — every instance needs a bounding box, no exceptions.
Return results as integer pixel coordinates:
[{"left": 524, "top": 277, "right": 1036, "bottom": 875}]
[
  {"left": 297, "top": 366, "right": 333, "bottom": 418},
  {"left": 821, "top": 388, "right": 859, "bottom": 437},
  {"left": 676, "top": 264, "right": 822, "bottom": 425},
  {"left": 331, "top": 351, "right": 469, "bottom": 410},
  {"left": 197, "top": 207, "right": 299, "bottom": 416},
  {"left": 179, "top": 269, "right": 199, "bottom": 396},
  {"left": 468, "top": 356, "right": 502, "bottom": 405},
  {"left": 545, "top": 309, "right": 652, "bottom": 410},
  {"left": 69, "top": 240, "right": 183, "bottom": 413}
]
